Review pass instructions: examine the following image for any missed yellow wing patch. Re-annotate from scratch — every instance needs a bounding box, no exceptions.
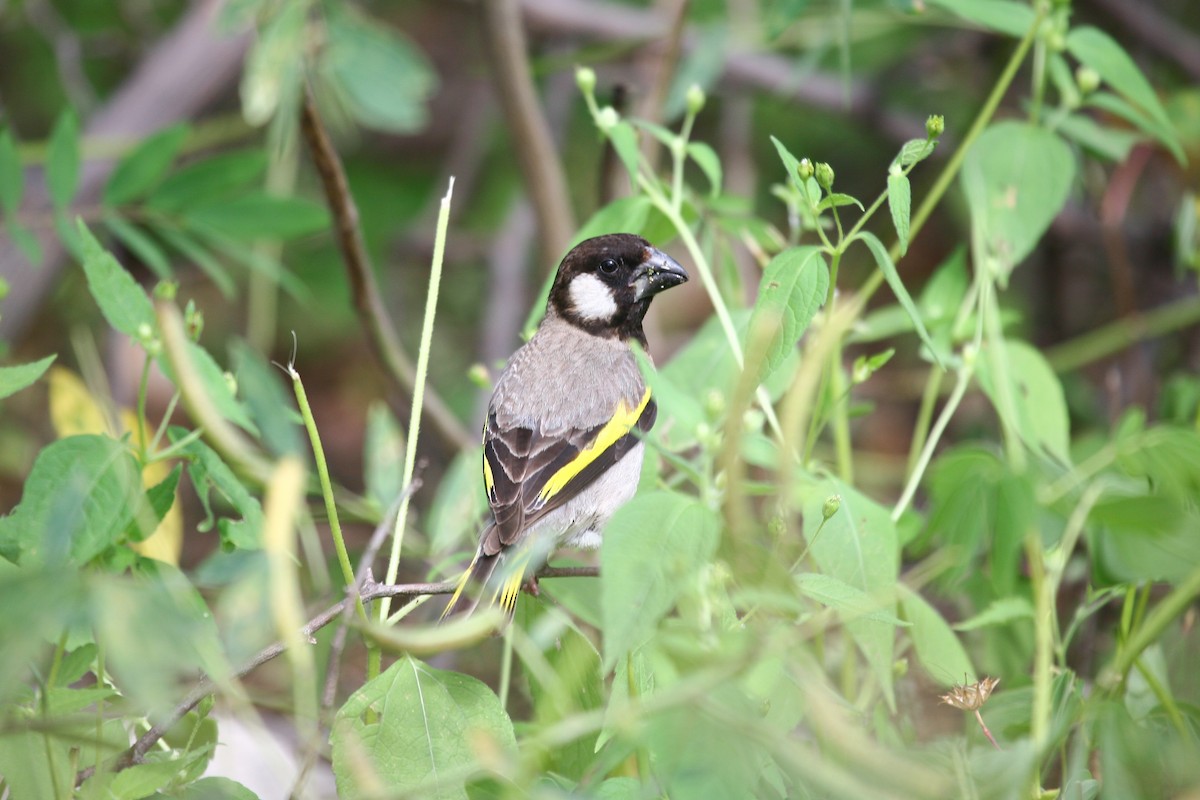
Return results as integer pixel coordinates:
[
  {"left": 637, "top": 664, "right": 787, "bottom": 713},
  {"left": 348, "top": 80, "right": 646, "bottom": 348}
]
[{"left": 537, "top": 386, "right": 651, "bottom": 504}]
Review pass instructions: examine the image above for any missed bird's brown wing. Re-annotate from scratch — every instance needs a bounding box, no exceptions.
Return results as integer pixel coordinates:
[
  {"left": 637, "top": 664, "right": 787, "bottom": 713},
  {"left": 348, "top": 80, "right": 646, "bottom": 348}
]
[{"left": 480, "top": 387, "right": 657, "bottom": 556}]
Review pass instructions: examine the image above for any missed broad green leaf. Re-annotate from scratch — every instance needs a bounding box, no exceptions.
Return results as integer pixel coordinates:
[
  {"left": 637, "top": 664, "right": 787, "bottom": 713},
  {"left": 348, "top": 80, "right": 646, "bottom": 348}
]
[
  {"left": 923, "top": 446, "right": 1033, "bottom": 595},
  {"left": 1114, "top": 426, "right": 1200, "bottom": 502},
  {"left": 323, "top": 5, "right": 436, "bottom": 133},
  {"left": 184, "top": 193, "right": 330, "bottom": 241},
  {"left": 816, "top": 192, "right": 864, "bottom": 211},
  {"left": 78, "top": 221, "right": 157, "bottom": 340},
  {"left": 170, "top": 430, "right": 264, "bottom": 549},
  {"left": 0, "top": 568, "right": 88, "bottom": 701},
  {"left": 1090, "top": 497, "right": 1200, "bottom": 584},
  {"left": 601, "top": 491, "right": 720, "bottom": 670},
  {"left": 1086, "top": 91, "right": 1181, "bottom": 165},
  {"left": 331, "top": 657, "right": 516, "bottom": 800},
  {"left": 953, "top": 595, "right": 1034, "bottom": 631},
  {"left": 976, "top": 339, "right": 1070, "bottom": 462},
  {"left": 899, "top": 585, "right": 975, "bottom": 686},
  {"left": 0, "top": 731, "right": 74, "bottom": 800},
  {"left": 428, "top": 447, "right": 486, "bottom": 555},
  {"left": 104, "top": 125, "right": 189, "bottom": 206},
  {"left": 158, "top": 341, "right": 259, "bottom": 436},
  {"left": 128, "top": 464, "right": 183, "bottom": 543},
  {"left": 230, "top": 339, "right": 302, "bottom": 457},
  {"left": 888, "top": 172, "right": 912, "bottom": 255},
  {"left": 923, "top": 0, "right": 1036, "bottom": 37},
  {"left": 0, "top": 435, "right": 142, "bottom": 565},
  {"left": 893, "top": 137, "right": 937, "bottom": 168},
  {"left": 1057, "top": 112, "right": 1141, "bottom": 163},
  {"left": 103, "top": 212, "right": 172, "bottom": 279},
  {"left": 146, "top": 149, "right": 268, "bottom": 213},
  {"left": 109, "top": 758, "right": 183, "bottom": 798},
  {"left": 1066, "top": 26, "right": 1184, "bottom": 164},
  {"left": 858, "top": 231, "right": 943, "bottom": 366},
  {"left": 747, "top": 246, "right": 828, "bottom": 382},
  {"left": 799, "top": 477, "right": 899, "bottom": 709},
  {"left": 94, "top": 566, "right": 227, "bottom": 718},
  {"left": 687, "top": 141, "right": 722, "bottom": 197},
  {"left": 0, "top": 128, "right": 21, "bottom": 214},
  {"left": 364, "top": 401, "right": 407, "bottom": 512},
  {"left": 150, "top": 222, "right": 236, "bottom": 297},
  {"left": 167, "top": 777, "right": 259, "bottom": 800},
  {"left": 608, "top": 120, "right": 641, "bottom": 185},
  {"left": 960, "top": 121, "right": 1074, "bottom": 282},
  {"left": 795, "top": 573, "right": 909, "bottom": 627},
  {"left": 240, "top": 1, "right": 306, "bottom": 126},
  {"left": 0, "top": 354, "right": 56, "bottom": 400},
  {"left": 46, "top": 110, "right": 80, "bottom": 211}
]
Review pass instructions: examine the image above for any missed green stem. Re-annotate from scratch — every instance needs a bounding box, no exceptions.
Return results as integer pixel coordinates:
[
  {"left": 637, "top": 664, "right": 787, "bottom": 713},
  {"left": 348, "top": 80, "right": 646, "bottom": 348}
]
[
  {"left": 498, "top": 626, "right": 514, "bottom": 711},
  {"left": 136, "top": 354, "right": 152, "bottom": 462},
  {"left": 290, "top": 368, "right": 366, "bottom": 623},
  {"left": 1045, "top": 294, "right": 1200, "bottom": 373},
  {"left": 906, "top": 368, "right": 944, "bottom": 477},
  {"left": 1026, "top": 531, "right": 1053, "bottom": 761},
  {"left": 378, "top": 178, "right": 455, "bottom": 623},
  {"left": 1103, "top": 562, "right": 1200, "bottom": 690}
]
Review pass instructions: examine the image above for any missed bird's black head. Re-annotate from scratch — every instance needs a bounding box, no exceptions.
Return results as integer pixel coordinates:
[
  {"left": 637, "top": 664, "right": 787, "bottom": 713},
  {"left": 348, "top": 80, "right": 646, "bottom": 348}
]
[{"left": 548, "top": 233, "right": 689, "bottom": 345}]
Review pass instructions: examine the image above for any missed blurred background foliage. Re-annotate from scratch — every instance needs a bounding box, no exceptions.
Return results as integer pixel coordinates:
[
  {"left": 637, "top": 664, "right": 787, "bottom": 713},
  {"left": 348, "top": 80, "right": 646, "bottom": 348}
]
[{"left": 1, "top": 0, "right": 1200, "bottom": 798}]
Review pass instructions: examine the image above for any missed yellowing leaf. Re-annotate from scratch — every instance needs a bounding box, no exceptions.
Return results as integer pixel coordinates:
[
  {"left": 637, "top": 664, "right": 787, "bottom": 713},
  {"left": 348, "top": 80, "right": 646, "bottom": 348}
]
[{"left": 49, "top": 366, "right": 111, "bottom": 438}]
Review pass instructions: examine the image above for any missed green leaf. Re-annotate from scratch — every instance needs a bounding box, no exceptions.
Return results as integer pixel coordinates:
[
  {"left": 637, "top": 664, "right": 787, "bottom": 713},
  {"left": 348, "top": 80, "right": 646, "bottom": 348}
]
[
  {"left": 1057, "top": 112, "right": 1141, "bottom": 163},
  {"left": 0, "top": 354, "right": 56, "bottom": 400},
  {"left": 0, "top": 731, "right": 74, "bottom": 800},
  {"left": 0, "top": 435, "right": 142, "bottom": 565},
  {"left": 428, "top": 448, "right": 487, "bottom": 556},
  {"left": 923, "top": 446, "right": 1033, "bottom": 595},
  {"left": 686, "top": 141, "right": 722, "bottom": 197},
  {"left": 975, "top": 339, "right": 1070, "bottom": 462},
  {"left": 150, "top": 222, "right": 236, "bottom": 297},
  {"left": 960, "top": 121, "right": 1074, "bottom": 282},
  {"left": 103, "top": 125, "right": 189, "bottom": 206},
  {"left": 46, "top": 110, "right": 80, "bottom": 211},
  {"left": 888, "top": 172, "right": 912, "bottom": 255},
  {"left": 94, "top": 565, "right": 226, "bottom": 717},
  {"left": 608, "top": 121, "right": 641, "bottom": 186},
  {"left": 924, "top": 0, "right": 1036, "bottom": 37},
  {"left": 1114, "top": 426, "right": 1200, "bottom": 503},
  {"left": 816, "top": 192, "right": 864, "bottom": 211},
  {"left": 857, "top": 231, "right": 943, "bottom": 366},
  {"left": 893, "top": 137, "right": 937, "bottom": 168},
  {"left": 158, "top": 341, "right": 259, "bottom": 436},
  {"left": 747, "top": 246, "right": 829, "bottom": 382},
  {"left": 1066, "top": 26, "right": 1184, "bottom": 165},
  {"left": 146, "top": 149, "right": 268, "bottom": 213},
  {"left": 331, "top": 657, "right": 516, "bottom": 800},
  {"left": 168, "top": 777, "right": 259, "bottom": 800},
  {"left": 795, "top": 573, "right": 909, "bottom": 627},
  {"left": 239, "top": 1, "right": 306, "bottom": 127},
  {"left": 601, "top": 491, "right": 720, "bottom": 670},
  {"left": 230, "top": 339, "right": 302, "bottom": 457},
  {"left": 1091, "top": 496, "right": 1200, "bottom": 584},
  {"left": 0, "top": 128, "right": 22, "bottom": 214},
  {"left": 323, "top": 5, "right": 436, "bottom": 133},
  {"left": 799, "top": 477, "right": 900, "bottom": 710},
  {"left": 184, "top": 193, "right": 330, "bottom": 241},
  {"left": 103, "top": 212, "right": 172, "bottom": 279},
  {"left": 953, "top": 595, "right": 1035, "bottom": 631},
  {"left": 77, "top": 220, "right": 157, "bottom": 340},
  {"left": 899, "top": 585, "right": 975, "bottom": 686},
  {"left": 171, "top": 430, "right": 264, "bottom": 549},
  {"left": 1086, "top": 91, "right": 1180, "bottom": 164},
  {"left": 109, "top": 758, "right": 183, "bottom": 798},
  {"left": 364, "top": 402, "right": 408, "bottom": 513}
]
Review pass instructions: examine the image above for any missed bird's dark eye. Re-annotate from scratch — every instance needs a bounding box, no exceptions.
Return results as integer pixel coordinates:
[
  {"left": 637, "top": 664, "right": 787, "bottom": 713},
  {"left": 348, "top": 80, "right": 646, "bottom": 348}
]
[{"left": 599, "top": 258, "right": 619, "bottom": 274}]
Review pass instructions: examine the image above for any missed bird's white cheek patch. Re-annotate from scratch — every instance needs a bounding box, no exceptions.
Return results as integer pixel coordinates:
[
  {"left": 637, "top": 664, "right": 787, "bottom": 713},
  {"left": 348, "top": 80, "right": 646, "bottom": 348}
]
[{"left": 569, "top": 273, "right": 619, "bottom": 321}]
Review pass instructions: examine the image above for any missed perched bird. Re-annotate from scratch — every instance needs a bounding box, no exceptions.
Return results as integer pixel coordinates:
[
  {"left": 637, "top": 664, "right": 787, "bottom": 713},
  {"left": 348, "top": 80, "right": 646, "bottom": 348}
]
[{"left": 444, "top": 233, "right": 688, "bottom": 617}]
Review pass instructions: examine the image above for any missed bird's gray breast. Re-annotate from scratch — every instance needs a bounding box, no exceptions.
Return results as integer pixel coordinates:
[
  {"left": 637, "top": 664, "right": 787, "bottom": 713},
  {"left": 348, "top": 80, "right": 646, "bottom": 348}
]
[{"left": 490, "top": 320, "right": 648, "bottom": 435}]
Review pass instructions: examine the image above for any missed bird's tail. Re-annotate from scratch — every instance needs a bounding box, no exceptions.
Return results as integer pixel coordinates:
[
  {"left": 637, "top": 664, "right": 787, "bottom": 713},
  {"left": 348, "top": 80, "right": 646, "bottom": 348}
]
[{"left": 440, "top": 546, "right": 535, "bottom": 620}]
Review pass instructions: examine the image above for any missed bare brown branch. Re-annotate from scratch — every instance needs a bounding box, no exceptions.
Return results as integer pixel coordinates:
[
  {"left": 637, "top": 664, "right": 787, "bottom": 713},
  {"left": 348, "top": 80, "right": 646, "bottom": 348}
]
[{"left": 298, "top": 89, "right": 474, "bottom": 453}]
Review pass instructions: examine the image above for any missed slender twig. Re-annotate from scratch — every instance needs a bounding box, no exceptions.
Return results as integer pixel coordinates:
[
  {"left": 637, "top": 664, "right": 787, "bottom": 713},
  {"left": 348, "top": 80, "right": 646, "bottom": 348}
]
[
  {"left": 480, "top": 0, "right": 575, "bottom": 269},
  {"left": 297, "top": 88, "right": 473, "bottom": 453},
  {"left": 74, "top": 564, "right": 593, "bottom": 785}
]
